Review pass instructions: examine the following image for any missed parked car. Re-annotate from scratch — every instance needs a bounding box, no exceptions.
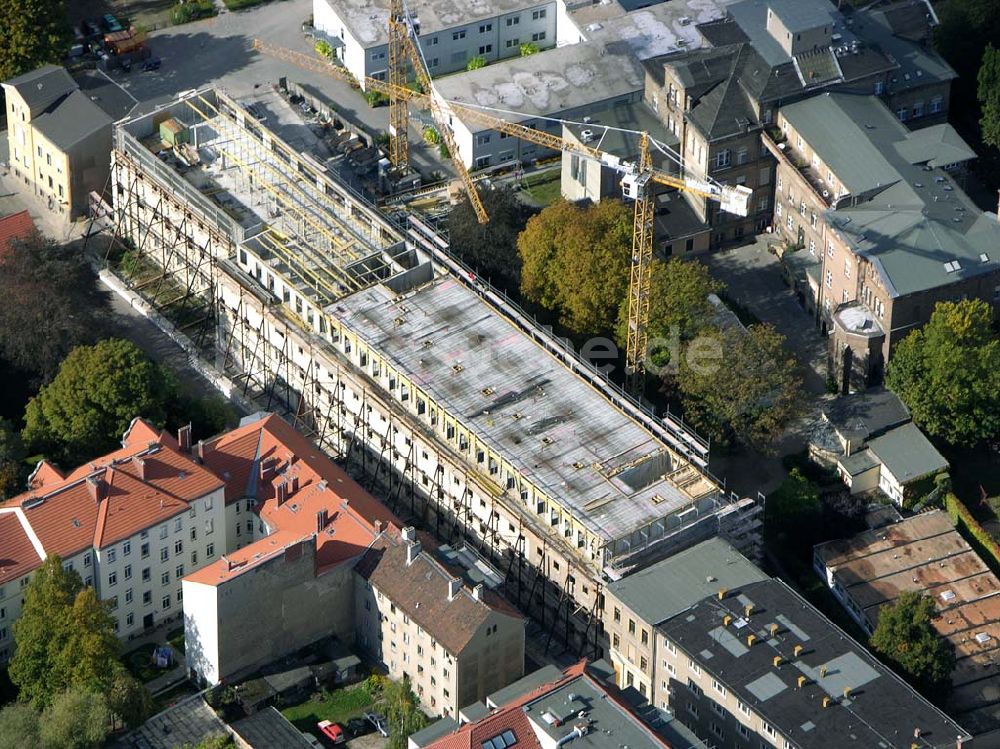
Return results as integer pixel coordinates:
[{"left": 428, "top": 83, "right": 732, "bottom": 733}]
[
  {"left": 67, "top": 44, "right": 85, "bottom": 59},
  {"left": 83, "top": 19, "right": 103, "bottom": 38},
  {"left": 346, "top": 717, "right": 372, "bottom": 737},
  {"left": 142, "top": 58, "right": 161, "bottom": 72},
  {"left": 364, "top": 712, "right": 389, "bottom": 737},
  {"left": 103, "top": 13, "right": 124, "bottom": 32},
  {"left": 317, "top": 720, "right": 346, "bottom": 744},
  {"left": 73, "top": 24, "right": 85, "bottom": 41}
]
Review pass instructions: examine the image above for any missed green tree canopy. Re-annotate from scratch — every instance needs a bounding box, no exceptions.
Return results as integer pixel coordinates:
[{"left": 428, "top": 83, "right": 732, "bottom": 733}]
[
  {"left": 9, "top": 556, "right": 121, "bottom": 708},
  {"left": 0, "top": 234, "right": 111, "bottom": 382},
  {"left": 764, "top": 467, "right": 821, "bottom": 541},
  {"left": 0, "top": 419, "right": 26, "bottom": 500},
  {"left": 870, "top": 591, "right": 956, "bottom": 702},
  {"left": 885, "top": 299, "right": 1000, "bottom": 445},
  {"left": 0, "top": 0, "right": 71, "bottom": 80},
  {"left": 22, "top": 338, "right": 177, "bottom": 464},
  {"left": 518, "top": 199, "right": 632, "bottom": 336},
  {"left": 38, "top": 688, "right": 110, "bottom": 749},
  {"left": 675, "top": 323, "right": 803, "bottom": 450},
  {"left": 978, "top": 44, "right": 1000, "bottom": 149},
  {"left": 447, "top": 185, "right": 536, "bottom": 293},
  {"left": 107, "top": 668, "right": 153, "bottom": 730},
  {"left": 0, "top": 702, "right": 40, "bottom": 749},
  {"left": 383, "top": 678, "right": 429, "bottom": 749}
]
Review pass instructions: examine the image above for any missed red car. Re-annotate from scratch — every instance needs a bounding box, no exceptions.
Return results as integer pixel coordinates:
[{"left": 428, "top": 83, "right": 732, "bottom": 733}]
[{"left": 317, "top": 720, "right": 346, "bottom": 744}]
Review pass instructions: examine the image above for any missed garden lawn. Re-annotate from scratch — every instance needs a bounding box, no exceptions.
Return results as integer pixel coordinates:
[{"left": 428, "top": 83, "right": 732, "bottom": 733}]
[
  {"left": 521, "top": 169, "right": 562, "bottom": 205},
  {"left": 167, "top": 627, "right": 185, "bottom": 655},
  {"left": 281, "top": 683, "right": 375, "bottom": 733},
  {"left": 123, "top": 643, "right": 162, "bottom": 683}
]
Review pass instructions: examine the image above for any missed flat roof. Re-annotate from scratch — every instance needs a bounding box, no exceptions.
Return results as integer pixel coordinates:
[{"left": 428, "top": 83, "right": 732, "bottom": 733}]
[
  {"left": 814, "top": 510, "right": 1000, "bottom": 735},
  {"left": 438, "top": 40, "right": 645, "bottom": 125},
  {"left": 563, "top": 100, "right": 678, "bottom": 161},
  {"left": 321, "top": 0, "right": 547, "bottom": 48},
  {"left": 659, "top": 578, "right": 970, "bottom": 748},
  {"left": 866, "top": 423, "right": 949, "bottom": 483},
  {"left": 607, "top": 538, "right": 767, "bottom": 625},
  {"left": 232, "top": 706, "right": 317, "bottom": 749},
  {"left": 331, "top": 276, "right": 721, "bottom": 545},
  {"left": 821, "top": 386, "right": 910, "bottom": 445}
]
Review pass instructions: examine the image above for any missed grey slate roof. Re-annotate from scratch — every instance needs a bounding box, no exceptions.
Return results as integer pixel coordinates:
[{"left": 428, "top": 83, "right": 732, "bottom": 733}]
[
  {"left": 767, "top": 0, "right": 833, "bottom": 33},
  {"left": 486, "top": 664, "right": 564, "bottom": 707},
  {"left": 563, "top": 100, "right": 678, "bottom": 161},
  {"left": 658, "top": 579, "right": 971, "bottom": 749},
  {"left": 822, "top": 386, "right": 911, "bottom": 445},
  {"left": 31, "top": 89, "right": 112, "bottom": 151},
  {"left": 782, "top": 93, "right": 999, "bottom": 297},
  {"left": 839, "top": 448, "right": 880, "bottom": 477},
  {"left": 607, "top": 538, "right": 767, "bottom": 625},
  {"left": 866, "top": 422, "right": 948, "bottom": 483},
  {"left": 2, "top": 65, "right": 76, "bottom": 116},
  {"left": 232, "top": 707, "right": 317, "bottom": 749},
  {"left": 410, "top": 716, "right": 460, "bottom": 748}
]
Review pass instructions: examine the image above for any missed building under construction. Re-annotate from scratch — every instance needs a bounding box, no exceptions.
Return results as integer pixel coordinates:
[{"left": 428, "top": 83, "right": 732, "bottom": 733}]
[{"left": 107, "top": 88, "right": 762, "bottom": 657}]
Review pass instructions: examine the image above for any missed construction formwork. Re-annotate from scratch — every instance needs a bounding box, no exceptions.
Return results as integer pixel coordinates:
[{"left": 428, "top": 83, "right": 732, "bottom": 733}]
[{"left": 108, "top": 88, "right": 763, "bottom": 660}]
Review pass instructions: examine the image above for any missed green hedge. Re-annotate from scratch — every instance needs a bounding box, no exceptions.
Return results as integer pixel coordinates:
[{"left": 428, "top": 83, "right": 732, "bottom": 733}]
[{"left": 945, "top": 493, "right": 1000, "bottom": 572}]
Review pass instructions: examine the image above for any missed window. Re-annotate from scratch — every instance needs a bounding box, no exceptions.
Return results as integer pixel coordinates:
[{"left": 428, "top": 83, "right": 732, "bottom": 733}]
[
  {"left": 531, "top": 31, "right": 546, "bottom": 41},
  {"left": 160, "top": 548, "right": 169, "bottom": 563},
  {"left": 799, "top": 201, "right": 806, "bottom": 217},
  {"left": 207, "top": 543, "right": 215, "bottom": 558},
  {"left": 640, "top": 655, "right": 648, "bottom": 672},
  {"left": 174, "top": 540, "right": 183, "bottom": 555},
  {"left": 84, "top": 553, "right": 92, "bottom": 567},
  {"left": 142, "top": 568, "right": 151, "bottom": 582},
  {"left": 161, "top": 571, "right": 170, "bottom": 586},
  {"left": 505, "top": 38, "right": 519, "bottom": 48},
  {"left": 479, "top": 23, "right": 492, "bottom": 33},
  {"left": 758, "top": 196, "right": 769, "bottom": 213},
  {"left": 532, "top": 8, "right": 546, "bottom": 19},
  {"left": 874, "top": 80, "right": 884, "bottom": 95},
  {"left": 613, "top": 607, "right": 621, "bottom": 623},
  {"left": 827, "top": 240, "right": 835, "bottom": 257},
  {"left": 476, "top": 133, "right": 491, "bottom": 145},
  {"left": 912, "top": 100, "right": 924, "bottom": 118},
  {"left": 786, "top": 215, "right": 794, "bottom": 231},
  {"left": 763, "top": 721, "right": 778, "bottom": 739},
  {"left": 628, "top": 619, "right": 636, "bottom": 635},
  {"left": 159, "top": 524, "right": 168, "bottom": 540},
  {"left": 739, "top": 724, "right": 751, "bottom": 739},
  {"left": 142, "top": 591, "right": 152, "bottom": 605},
  {"left": 930, "top": 96, "right": 943, "bottom": 114},
  {"left": 689, "top": 661, "right": 702, "bottom": 675},
  {"left": 713, "top": 149, "right": 731, "bottom": 169},
  {"left": 107, "top": 549, "right": 117, "bottom": 563},
  {"left": 370, "top": 50, "right": 386, "bottom": 61},
  {"left": 844, "top": 258, "right": 851, "bottom": 278},
  {"left": 666, "top": 639, "right": 677, "bottom": 655},
  {"left": 125, "top": 588, "right": 133, "bottom": 604},
  {"left": 205, "top": 519, "right": 214, "bottom": 535},
  {"left": 108, "top": 572, "right": 117, "bottom": 587},
  {"left": 204, "top": 496, "right": 213, "bottom": 511},
  {"left": 191, "top": 550, "right": 198, "bottom": 565},
  {"left": 712, "top": 678, "right": 727, "bottom": 697},
  {"left": 126, "top": 613, "right": 134, "bottom": 627},
  {"left": 895, "top": 107, "right": 909, "bottom": 121},
  {"left": 825, "top": 269, "right": 832, "bottom": 288},
  {"left": 176, "top": 565, "right": 184, "bottom": 578},
  {"left": 775, "top": 202, "right": 782, "bottom": 218},
  {"left": 141, "top": 543, "right": 149, "bottom": 559},
  {"left": 506, "top": 16, "right": 519, "bottom": 26},
  {"left": 810, "top": 211, "right": 817, "bottom": 229},
  {"left": 479, "top": 44, "right": 493, "bottom": 54},
  {"left": 710, "top": 722, "right": 724, "bottom": 739},
  {"left": 613, "top": 633, "right": 620, "bottom": 648},
  {"left": 123, "top": 541, "right": 131, "bottom": 557},
  {"left": 453, "top": 30, "right": 466, "bottom": 40},
  {"left": 641, "top": 629, "right": 648, "bottom": 645},
  {"left": 808, "top": 238, "right": 816, "bottom": 254},
  {"left": 190, "top": 527, "right": 197, "bottom": 541},
  {"left": 162, "top": 595, "right": 171, "bottom": 609}
]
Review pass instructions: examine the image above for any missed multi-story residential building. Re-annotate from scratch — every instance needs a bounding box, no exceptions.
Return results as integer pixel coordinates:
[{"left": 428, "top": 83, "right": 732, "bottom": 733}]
[
  {"left": 658, "top": 577, "right": 971, "bottom": 749},
  {"left": 642, "top": 0, "right": 956, "bottom": 250},
  {"left": 815, "top": 511, "right": 1000, "bottom": 743},
  {"left": 0, "top": 418, "right": 228, "bottom": 660},
  {"left": 603, "top": 538, "right": 768, "bottom": 702},
  {"left": 2, "top": 65, "right": 112, "bottom": 218},
  {"left": 355, "top": 529, "right": 525, "bottom": 717},
  {"left": 412, "top": 660, "right": 705, "bottom": 749},
  {"left": 763, "top": 92, "right": 1000, "bottom": 387},
  {"left": 313, "top": 0, "right": 556, "bottom": 83}
]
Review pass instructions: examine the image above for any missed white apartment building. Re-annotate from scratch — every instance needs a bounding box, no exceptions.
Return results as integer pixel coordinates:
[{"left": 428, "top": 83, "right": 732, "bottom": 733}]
[
  {"left": 0, "top": 419, "right": 228, "bottom": 660},
  {"left": 313, "top": 0, "right": 556, "bottom": 84}
]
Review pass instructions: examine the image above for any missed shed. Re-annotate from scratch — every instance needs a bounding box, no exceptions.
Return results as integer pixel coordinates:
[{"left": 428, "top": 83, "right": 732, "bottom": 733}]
[{"left": 160, "top": 118, "right": 189, "bottom": 147}]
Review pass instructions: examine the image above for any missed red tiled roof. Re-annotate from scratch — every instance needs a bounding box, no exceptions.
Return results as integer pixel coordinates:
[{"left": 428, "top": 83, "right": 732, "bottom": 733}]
[
  {"left": 27, "top": 459, "right": 64, "bottom": 490},
  {"left": 0, "top": 211, "right": 36, "bottom": 256},
  {"left": 185, "top": 529, "right": 309, "bottom": 585},
  {"left": 0, "top": 511, "right": 44, "bottom": 586},
  {"left": 425, "top": 662, "right": 588, "bottom": 749}
]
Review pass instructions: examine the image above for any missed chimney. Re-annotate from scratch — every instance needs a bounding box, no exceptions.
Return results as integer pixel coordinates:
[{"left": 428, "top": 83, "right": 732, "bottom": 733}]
[
  {"left": 797, "top": 675, "right": 807, "bottom": 688},
  {"left": 723, "top": 614, "right": 733, "bottom": 627},
  {"left": 769, "top": 622, "right": 779, "bottom": 637},
  {"left": 717, "top": 588, "right": 727, "bottom": 601},
  {"left": 448, "top": 577, "right": 462, "bottom": 601},
  {"left": 843, "top": 687, "right": 852, "bottom": 699},
  {"left": 86, "top": 475, "right": 107, "bottom": 502},
  {"left": 820, "top": 664, "right": 828, "bottom": 678},
  {"left": 136, "top": 457, "right": 149, "bottom": 481},
  {"left": 773, "top": 655, "right": 782, "bottom": 668},
  {"left": 406, "top": 540, "right": 422, "bottom": 566},
  {"left": 178, "top": 424, "right": 192, "bottom": 452},
  {"left": 822, "top": 696, "right": 832, "bottom": 708},
  {"left": 195, "top": 440, "right": 206, "bottom": 463},
  {"left": 747, "top": 634, "right": 756, "bottom": 647},
  {"left": 260, "top": 456, "right": 277, "bottom": 483},
  {"left": 473, "top": 583, "right": 484, "bottom": 601},
  {"left": 374, "top": 519, "right": 383, "bottom": 534},
  {"left": 744, "top": 603, "right": 754, "bottom": 617},
  {"left": 289, "top": 472, "right": 300, "bottom": 494},
  {"left": 275, "top": 479, "right": 288, "bottom": 506},
  {"left": 316, "top": 509, "right": 328, "bottom": 533},
  {"left": 402, "top": 526, "right": 416, "bottom": 543},
  {"left": 794, "top": 644, "right": 804, "bottom": 658}
]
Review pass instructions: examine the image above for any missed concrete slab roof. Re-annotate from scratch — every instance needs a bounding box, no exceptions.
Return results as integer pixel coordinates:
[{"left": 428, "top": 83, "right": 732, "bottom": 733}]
[
  {"left": 331, "top": 276, "right": 722, "bottom": 547},
  {"left": 437, "top": 40, "right": 645, "bottom": 124},
  {"left": 866, "top": 422, "right": 948, "bottom": 483}
]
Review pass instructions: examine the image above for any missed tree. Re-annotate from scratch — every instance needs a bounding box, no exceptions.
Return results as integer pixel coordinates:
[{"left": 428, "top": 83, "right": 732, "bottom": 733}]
[
  {"left": 518, "top": 199, "right": 632, "bottom": 336},
  {"left": 176, "top": 734, "right": 235, "bottom": 749},
  {"left": 447, "top": 185, "right": 536, "bottom": 292},
  {"left": 0, "top": 419, "right": 26, "bottom": 500},
  {"left": 0, "top": 702, "right": 40, "bottom": 749},
  {"left": 466, "top": 55, "right": 487, "bottom": 71},
  {"left": 765, "top": 468, "right": 821, "bottom": 540},
  {"left": 383, "top": 678, "right": 428, "bottom": 749},
  {"left": 0, "top": 234, "right": 111, "bottom": 382},
  {"left": 0, "top": 0, "right": 71, "bottom": 80},
  {"left": 675, "top": 323, "right": 803, "bottom": 450},
  {"left": 978, "top": 45, "right": 1000, "bottom": 149},
  {"left": 870, "top": 591, "right": 956, "bottom": 702},
  {"left": 9, "top": 556, "right": 120, "bottom": 708},
  {"left": 107, "top": 668, "right": 153, "bottom": 730},
  {"left": 616, "top": 258, "right": 723, "bottom": 366},
  {"left": 38, "top": 688, "right": 110, "bottom": 749},
  {"left": 22, "top": 338, "right": 177, "bottom": 464},
  {"left": 886, "top": 299, "right": 1000, "bottom": 445},
  {"left": 519, "top": 42, "right": 540, "bottom": 56}
]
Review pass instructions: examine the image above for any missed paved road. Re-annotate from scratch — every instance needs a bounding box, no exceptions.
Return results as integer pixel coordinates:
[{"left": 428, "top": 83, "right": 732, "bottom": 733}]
[{"left": 702, "top": 238, "right": 829, "bottom": 395}]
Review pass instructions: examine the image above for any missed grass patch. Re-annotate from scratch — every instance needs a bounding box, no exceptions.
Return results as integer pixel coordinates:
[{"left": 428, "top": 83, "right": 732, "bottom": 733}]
[
  {"left": 168, "top": 627, "right": 185, "bottom": 655},
  {"left": 123, "top": 643, "right": 167, "bottom": 684},
  {"left": 170, "top": 0, "right": 217, "bottom": 25},
  {"left": 222, "top": 0, "right": 272, "bottom": 9},
  {"left": 281, "top": 683, "right": 375, "bottom": 733},
  {"left": 521, "top": 169, "right": 563, "bottom": 205}
]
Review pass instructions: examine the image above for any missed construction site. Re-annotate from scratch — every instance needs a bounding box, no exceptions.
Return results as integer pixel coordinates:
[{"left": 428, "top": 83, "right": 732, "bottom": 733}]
[{"left": 101, "top": 81, "right": 762, "bottom": 659}]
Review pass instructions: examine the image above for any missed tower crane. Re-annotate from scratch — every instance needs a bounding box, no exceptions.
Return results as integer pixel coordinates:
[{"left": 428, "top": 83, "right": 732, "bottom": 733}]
[{"left": 252, "top": 30, "right": 751, "bottom": 395}]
